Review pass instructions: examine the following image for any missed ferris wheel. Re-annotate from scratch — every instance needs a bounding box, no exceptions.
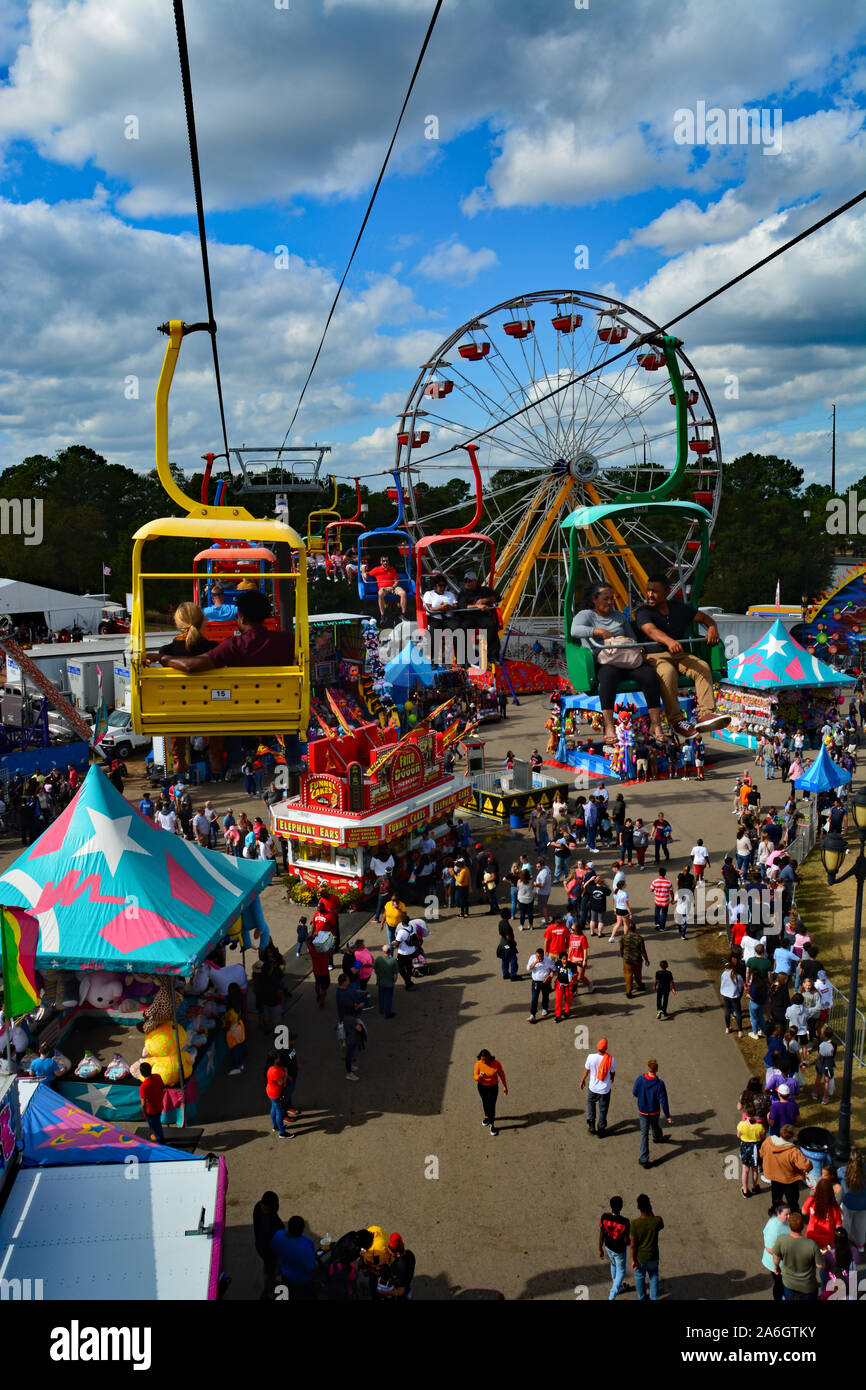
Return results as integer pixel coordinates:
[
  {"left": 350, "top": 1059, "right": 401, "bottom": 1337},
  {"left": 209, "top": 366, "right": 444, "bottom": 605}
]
[{"left": 396, "top": 289, "right": 722, "bottom": 631}]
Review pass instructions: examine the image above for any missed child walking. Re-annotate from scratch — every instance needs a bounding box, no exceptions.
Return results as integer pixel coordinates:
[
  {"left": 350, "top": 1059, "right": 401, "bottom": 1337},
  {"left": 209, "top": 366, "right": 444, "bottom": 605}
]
[{"left": 655, "top": 960, "right": 677, "bottom": 1019}]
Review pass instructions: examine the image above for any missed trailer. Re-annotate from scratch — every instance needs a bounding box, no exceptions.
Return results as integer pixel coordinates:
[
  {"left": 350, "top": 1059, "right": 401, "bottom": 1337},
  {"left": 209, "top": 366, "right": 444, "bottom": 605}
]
[{"left": 66, "top": 656, "right": 117, "bottom": 714}]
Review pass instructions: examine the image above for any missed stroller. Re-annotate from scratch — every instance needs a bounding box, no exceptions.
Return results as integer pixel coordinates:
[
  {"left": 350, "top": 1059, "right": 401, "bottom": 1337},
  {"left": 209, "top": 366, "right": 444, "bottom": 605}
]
[{"left": 411, "top": 949, "right": 430, "bottom": 978}]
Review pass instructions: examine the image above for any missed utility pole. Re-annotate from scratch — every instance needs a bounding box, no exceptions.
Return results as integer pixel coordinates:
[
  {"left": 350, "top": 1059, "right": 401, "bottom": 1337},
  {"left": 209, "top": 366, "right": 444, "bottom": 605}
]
[{"left": 831, "top": 403, "right": 836, "bottom": 493}]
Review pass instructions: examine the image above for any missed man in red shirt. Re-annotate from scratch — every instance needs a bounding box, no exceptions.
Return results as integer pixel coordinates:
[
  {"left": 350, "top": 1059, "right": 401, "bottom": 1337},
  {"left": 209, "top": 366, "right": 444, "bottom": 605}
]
[
  {"left": 650, "top": 867, "right": 674, "bottom": 931},
  {"left": 361, "top": 554, "right": 408, "bottom": 618},
  {"left": 306, "top": 934, "right": 332, "bottom": 1008},
  {"left": 159, "top": 590, "right": 292, "bottom": 671},
  {"left": 312, "top": 897, "right": 340, "bottom": 963},
  {"left": 139, "top": 1062, "right": 165, "bottom": 1143},
  {"left": 544, "top": 918, "right": 569, "bottom": 959},
  {"left": 568, "top": 924, "right": 593, "bottom": 993}
]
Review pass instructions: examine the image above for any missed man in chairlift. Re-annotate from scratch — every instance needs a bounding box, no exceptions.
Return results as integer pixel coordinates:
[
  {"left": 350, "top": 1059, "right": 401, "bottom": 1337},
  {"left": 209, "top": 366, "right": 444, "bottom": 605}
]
[
  {"left": 159, "top": 589, "right": 292, "bottom": 671},
  {"left": 201, "top": 581, "right": 238, "bottom": 623},
  {"left": 455, "top": 569, "right": 502, "bottom": 662},
  {"left": 361, "top": 553, "right": 409, "bottom": 619},
  {"left": 633, "top": 574, "right": 730, "bottom": 735}
]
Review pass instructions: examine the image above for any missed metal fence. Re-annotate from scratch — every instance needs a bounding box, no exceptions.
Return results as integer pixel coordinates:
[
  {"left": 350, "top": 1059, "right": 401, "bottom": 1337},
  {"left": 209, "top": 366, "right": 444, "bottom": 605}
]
[
  {"left": 828, "top": 986, "right": 866, "bottom": 1067},
  {"left": 789, "top": 797, "right": 819, "bottom": 865},
  {"left": 790, "top": 798, "right": 864, "bottom": 1065}
]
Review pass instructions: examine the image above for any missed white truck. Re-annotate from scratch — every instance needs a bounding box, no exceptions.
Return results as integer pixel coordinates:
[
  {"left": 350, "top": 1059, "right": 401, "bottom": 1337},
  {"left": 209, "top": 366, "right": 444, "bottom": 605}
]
[{"left": 97, "top": 707, "right": 151, "bottom": 761}]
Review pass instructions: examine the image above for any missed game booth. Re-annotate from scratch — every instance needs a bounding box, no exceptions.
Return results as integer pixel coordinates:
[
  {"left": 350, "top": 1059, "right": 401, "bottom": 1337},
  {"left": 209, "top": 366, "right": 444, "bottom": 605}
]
[
  {"left": 0, "top": 765, "right": 274, "bottom": 1124},
  {"left": 271, "top": 718, "right": 474, "bottom": 901},
  {"left": 0, "top": 1076, "right": 227, "bottom": 1300},
  {"left": 714, "top": 620, "right": 856, "bottom": 752},
  {"left": 550, "top": 690, "right": 699, "bottom": 781}
]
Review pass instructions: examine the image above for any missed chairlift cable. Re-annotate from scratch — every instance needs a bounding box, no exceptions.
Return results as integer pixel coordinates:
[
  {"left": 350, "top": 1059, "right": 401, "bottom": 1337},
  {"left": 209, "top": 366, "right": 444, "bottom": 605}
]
[
  {"left": 278, "top": 0, "right": 444, "bottom": 454},
  {"left": 172, "top": 0, "right": 231, "bottom": 472}
]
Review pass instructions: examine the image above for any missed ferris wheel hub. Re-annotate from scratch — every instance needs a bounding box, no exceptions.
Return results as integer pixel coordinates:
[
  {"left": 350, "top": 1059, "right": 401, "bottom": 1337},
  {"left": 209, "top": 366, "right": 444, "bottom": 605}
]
[{"left": 570, "top": 453, "right": 600, "bottom": 482}]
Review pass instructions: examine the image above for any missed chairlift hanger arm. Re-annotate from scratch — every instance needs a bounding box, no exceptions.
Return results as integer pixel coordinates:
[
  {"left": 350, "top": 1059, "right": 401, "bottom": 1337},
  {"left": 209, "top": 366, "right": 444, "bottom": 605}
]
[{"left": 155, "top": 320, "right": 253, "bottom": 521}]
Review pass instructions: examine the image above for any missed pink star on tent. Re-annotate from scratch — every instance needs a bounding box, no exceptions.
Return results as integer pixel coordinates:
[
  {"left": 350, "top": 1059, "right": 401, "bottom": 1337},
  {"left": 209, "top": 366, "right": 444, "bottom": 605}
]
[
  {"left": 166, "top": 854, "right": 215, "bottom": 914},
  {"left": 99, "top": 906, "right": 196, "bottom": 953}
]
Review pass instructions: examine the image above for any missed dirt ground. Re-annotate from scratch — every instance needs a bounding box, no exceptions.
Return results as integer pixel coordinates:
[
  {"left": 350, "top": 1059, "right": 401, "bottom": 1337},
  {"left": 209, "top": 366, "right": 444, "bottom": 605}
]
[{"left": 3, "top": 697, "right": 863, "bottom": 1302}]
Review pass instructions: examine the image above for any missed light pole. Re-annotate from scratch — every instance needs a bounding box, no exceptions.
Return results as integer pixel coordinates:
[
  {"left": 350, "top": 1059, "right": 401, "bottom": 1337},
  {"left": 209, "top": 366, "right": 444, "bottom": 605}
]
[
  {"left": 802, "top": 510, "right": 811, "bottom": 618},
  {"left": 819, "top": 784, "right": 866, "bottom": 1165}
]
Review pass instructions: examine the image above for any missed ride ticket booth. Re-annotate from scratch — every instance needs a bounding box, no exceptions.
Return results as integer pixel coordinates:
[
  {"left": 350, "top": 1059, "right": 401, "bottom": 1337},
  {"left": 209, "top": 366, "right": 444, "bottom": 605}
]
[{"left": 270, "top": 721, "right": 474, "bottom": 900}]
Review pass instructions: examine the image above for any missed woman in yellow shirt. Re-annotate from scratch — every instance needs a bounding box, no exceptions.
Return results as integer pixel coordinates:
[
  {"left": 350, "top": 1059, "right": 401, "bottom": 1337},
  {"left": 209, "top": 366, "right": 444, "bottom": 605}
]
[
  {"left": 474, "top": 1050, "right": 508, "bottom": 1137},
  {"left": 455, "top": 861, "right": 471, "bottom": 918},
  {"left": 736, "top": 1101, "right": 766, "bottom": 1198}
]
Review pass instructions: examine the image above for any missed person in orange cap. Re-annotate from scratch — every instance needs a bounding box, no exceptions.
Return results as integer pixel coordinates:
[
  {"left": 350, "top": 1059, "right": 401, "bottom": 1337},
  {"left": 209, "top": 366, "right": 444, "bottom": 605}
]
[{"left": 580, "top": 1037, "right": 616, "bottom": 1136}]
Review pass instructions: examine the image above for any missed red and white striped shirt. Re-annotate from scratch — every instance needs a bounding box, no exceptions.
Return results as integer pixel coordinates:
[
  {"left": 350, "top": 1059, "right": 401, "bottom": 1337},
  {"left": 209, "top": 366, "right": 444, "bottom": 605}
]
[{"left": 651, "top": 876, "right": 673, "bottom": 905}]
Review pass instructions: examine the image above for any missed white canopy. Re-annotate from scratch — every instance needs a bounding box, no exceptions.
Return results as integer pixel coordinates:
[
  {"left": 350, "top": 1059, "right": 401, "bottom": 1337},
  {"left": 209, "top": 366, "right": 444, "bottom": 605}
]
[{"left": 0, "top": 579, "right": 103, "bottom": 632}]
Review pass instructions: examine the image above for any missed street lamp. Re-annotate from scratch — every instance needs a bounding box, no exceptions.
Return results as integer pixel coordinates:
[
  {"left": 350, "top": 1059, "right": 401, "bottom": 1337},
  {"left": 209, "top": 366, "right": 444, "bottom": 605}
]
[
  {"left": 802, "top": 510, "right": 811, "bottom": 615},
  {"left": 819, "top": 785, "right": 866, "bottom": 1165}
]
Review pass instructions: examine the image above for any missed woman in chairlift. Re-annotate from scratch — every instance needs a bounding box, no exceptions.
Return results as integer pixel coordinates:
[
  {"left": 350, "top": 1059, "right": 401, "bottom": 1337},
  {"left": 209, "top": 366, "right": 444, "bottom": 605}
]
[{"left": 570, "top": 583, "right": 665, "bottom": 747}]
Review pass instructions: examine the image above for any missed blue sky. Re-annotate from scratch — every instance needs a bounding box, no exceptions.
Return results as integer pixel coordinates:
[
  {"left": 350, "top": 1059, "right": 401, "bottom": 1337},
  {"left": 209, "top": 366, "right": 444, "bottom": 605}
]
[{"left": 0, "top": 0, "right": 864, "bottom": 500}]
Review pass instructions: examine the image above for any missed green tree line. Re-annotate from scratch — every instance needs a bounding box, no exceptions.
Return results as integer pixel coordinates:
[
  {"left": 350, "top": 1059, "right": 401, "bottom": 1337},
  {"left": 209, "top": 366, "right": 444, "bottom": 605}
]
[{"left": 0, "top": 445, "right": 845, "bottom": 615}]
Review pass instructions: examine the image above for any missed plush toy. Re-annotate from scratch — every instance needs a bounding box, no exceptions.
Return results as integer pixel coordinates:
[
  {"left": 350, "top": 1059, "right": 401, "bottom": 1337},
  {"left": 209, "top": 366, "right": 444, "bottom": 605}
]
[
  {"left": 138, "top": 1021, "right": 194, "bottom": 1086},
  {"left": 0, "top": 1011, "right": 35, "bottom": 1056},
  {"left": 51, "top": 1049, "right": 72, "bottom": 1076},
  {"left": 203, "top": 961, "right": 247, "bottom": 997},
  {"left": 77, "top": 970, "right": 124, "bottom": 1011},
  {"left": 39, "top": 968, "right": 79, "bottom": 1010},
  {"left": 75, "top": 1050, "right": 102, "bottom": 1079},
  {"left": 142, "top": 976, "right": 185, "bottom": 1034},
  {"left": 104, "top": 1052, "right": 130, "bottom": 1081}
]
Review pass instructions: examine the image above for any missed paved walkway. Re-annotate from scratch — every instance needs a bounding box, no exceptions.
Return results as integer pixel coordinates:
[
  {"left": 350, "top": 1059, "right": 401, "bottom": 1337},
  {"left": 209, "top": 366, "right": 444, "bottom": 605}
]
[{"left": 0, "top": 705, "right": 791, "bottom": 1300}]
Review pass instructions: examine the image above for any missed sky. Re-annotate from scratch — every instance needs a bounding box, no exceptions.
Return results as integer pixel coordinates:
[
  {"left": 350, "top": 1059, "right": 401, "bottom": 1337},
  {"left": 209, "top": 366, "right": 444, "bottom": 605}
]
[{"left": 0, "top": 0, "right": 864, "bottom": 499}]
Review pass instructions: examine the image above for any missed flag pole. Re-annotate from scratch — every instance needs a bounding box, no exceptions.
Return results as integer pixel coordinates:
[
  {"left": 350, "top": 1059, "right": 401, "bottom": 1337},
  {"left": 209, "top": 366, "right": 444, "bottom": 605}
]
[{"left": 0, "top": 917, "right": 15, "bottom": 1072}]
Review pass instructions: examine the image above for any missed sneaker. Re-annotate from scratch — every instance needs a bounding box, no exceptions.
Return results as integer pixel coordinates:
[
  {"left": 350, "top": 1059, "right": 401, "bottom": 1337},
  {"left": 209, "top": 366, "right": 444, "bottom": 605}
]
[
  {"left": 695, "top": 712, "right": 731, "bottom": 732},
  {"left": 482, "top": 1118, "right": 490, "bottom": 1126},
  {"left": 489, "top": 1127, "right": 499, "bottom": 1137},
  {"left": 541, "top": 1009, "right": 549, "bottom": 1018},
  {"left": 748, "top": 1032, "right": 760, "bottom": 1040},
  {"left": 345, "top": 1072, "right": 360, "bottom": 1081},
  {"left": 286, "top": 1108, "right": 301, "bottom": 1118},
  {"left": 527, "top": 1016, "right": 537, "bottom": 1023},
  {"left": 672, "top": 721, "right": 697, "bottom": 738},
  {"left": 657, "top": 1010, "right": 664, "bottom": 1019}
]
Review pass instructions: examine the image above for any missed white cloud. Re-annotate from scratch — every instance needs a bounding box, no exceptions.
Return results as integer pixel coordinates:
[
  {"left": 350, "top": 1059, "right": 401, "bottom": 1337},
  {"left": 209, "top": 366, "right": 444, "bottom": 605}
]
[
  {"left": 0, "top": 195, "right": 441, "bottom": 473},
  {"left": 2, "top": 0, "right": 864, "bottom": 217},
  {"left": 414, "top": 236, "right": 497, "bottom": 284}
]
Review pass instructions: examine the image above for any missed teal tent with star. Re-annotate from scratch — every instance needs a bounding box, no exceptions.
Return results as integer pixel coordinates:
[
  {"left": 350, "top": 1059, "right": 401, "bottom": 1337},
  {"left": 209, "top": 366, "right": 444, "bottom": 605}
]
[
  {"left": 725, "top": 619, "right": 857, "bottom": 691},
  {"left": 0, "top": 765, "right": 273, "bottom": 975}
]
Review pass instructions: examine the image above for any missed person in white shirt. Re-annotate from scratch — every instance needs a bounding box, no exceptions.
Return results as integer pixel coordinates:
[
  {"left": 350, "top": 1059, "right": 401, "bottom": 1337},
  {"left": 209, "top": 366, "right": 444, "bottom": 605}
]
[
  {"left": 422, "top": 575, "right": 458, "bottom": 621},
  {"left": 691, "top": 840, "right": 711, "bottom": 879},
  {"left": 394, "top": 919, "right": 419, "bottom": 991},
  {"left": 203, "top": 801, "right": 219, "bottom": 848},
  {"left": 611, "top": 886, "right": 630, "bottom": 942},
  {"left": 257, "top": 830, "right": 276, "bottom": 861},
  {"left": 192, "top": 811, "right": 210, "bottom": 846},
  {"left": 535, "top": 862, "right": 552, "bottom": 923},
  {"left": 596, "top": 783, "right": 610, "bottom": 806},
  {"left": 580, "top": 1038, "right": 616, "bottom": 1135},
  {"left": 157, "top": 807, "right": 178, "bottom": 834},
  {"left": 526, "top": 949, "right": 555, "bottom": 1022},
  {"left": 419, "top": 832, "right": 437, "bottom": 857}
]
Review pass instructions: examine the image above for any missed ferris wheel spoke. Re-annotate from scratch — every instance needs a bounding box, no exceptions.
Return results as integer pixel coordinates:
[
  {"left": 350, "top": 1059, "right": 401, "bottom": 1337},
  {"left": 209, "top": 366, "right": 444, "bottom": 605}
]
[
  {"left": 446, "top": 364, "right": 555, "bottom": 466},
  {"left": 511, "top": 326, "right": 565, "bottom": 460},
  {"left": 483, "top": 345, "right": 559, "bottom": 462}
]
